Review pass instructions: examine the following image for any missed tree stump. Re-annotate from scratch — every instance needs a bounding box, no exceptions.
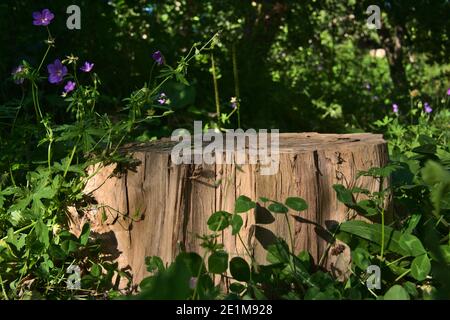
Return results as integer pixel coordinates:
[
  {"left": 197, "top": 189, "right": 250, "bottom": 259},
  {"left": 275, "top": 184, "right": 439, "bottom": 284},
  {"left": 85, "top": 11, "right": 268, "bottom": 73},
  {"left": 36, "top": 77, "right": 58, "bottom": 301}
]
[{"left": 76, "top": 132, "right": 388, "bottom": 285}]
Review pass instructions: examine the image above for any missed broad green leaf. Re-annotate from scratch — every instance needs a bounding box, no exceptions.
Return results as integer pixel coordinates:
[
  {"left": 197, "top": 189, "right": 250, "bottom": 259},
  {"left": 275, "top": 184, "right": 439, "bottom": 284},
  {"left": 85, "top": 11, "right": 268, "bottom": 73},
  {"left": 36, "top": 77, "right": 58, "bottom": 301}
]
[
  {"left": 410, "top": 254, "right": 431, "bottom": 281},
  {"left": 235, "top": 195, "right": 256, "bottom": 213},
  {"left": 333, "top": 184, "right": 354, "bottom": 205},
  {"left": 339, "top": 220, "right": 425, "bottom": 257},
  {"left": 229, "top": 257, "right": 250, "bottom": 281},
  {"left": 230, "top": 282, "right": 246, "bottom": 294},
  {"left": 267, "top": 239, "right": 290, "bottom": 264},
  {"left": 35, "top": 220, "right": 49, "bottom": 247},
  {"left": 357, "top": 164, "right": 402, "bottom": 178},
  {"left": 177, "top": 252, "right": 205, "bottom": 276},
  {"left": 207, "top": 211, "right": 231, "bottom": 232},
  {"left": 356, "top": 199, "right": 378, "bottom": 216},
  {"left": 403, "top": 281, "right": 419, "bottom": 298},
  {"left": 137, "top": 255, "right": 192, "bottom": 299},
  {"left": 90, "top": 263, "right": 101, "bottom": 277},
  {"left": 196, "top": 274, "right": 215, "bottom": 299},
  {"left": 61, "top": 240, "right": 79, "bottom": 254},
  {"left": 403, "top": 214, "right": 421, "bottom": 234},
  {"left": 79, "top": 223, "right": 90, "bottom": 246},
  {"left": 145, "top": 256, "right": 165, "bottom": 273},
  {"left": 231, "top": 214, "right": 243, "bottom": 236},
  {"left": 351, "top": 247, "right": 371, "bottom": 270},
  {"left": 208, "top": 251, "right": 228, "bottom": 274},
  {"left": 267, "top": 202, "right": 288, "bottom": 214},
  {"left": 285, "top": 197, "right": 308, "bottom": 211},
  {"left": 398, "top": 233, "right": 427, "bottom": 257},
  {"left": 384, "top": 285, "right": 410, "bottom": 300},
  {"left": 437, "top": 245, "right": 450, "bottom": 263},
  {"left": 421, "top": 161, "right": 450, "bottom": 216}
]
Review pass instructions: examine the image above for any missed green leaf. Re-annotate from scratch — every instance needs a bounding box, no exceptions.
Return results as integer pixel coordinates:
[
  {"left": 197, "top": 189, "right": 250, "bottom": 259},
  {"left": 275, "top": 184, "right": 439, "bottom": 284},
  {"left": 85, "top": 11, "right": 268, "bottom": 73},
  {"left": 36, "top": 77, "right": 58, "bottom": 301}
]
[
  {"left": 333, "top": 184, "right": 354, "bottom": 205},
  {"left": 437, "top": 245, "right": 450, "bottom": 264},
  {"left": 384, "top": 285, "right": 410, "bottom": 300},
  {"left": 351, "top": 247, "right": 371, "bottom": 270},
  {"left": 145, "top": 256, "right": 165, "bottom": 273},
  {"left": 91, "top": 264, "right": 101, "bottom": 277},
  {"left": 267, "top": 202, "right": 288, "bottom": 214},
  {"left": 356, "top": 199, "right": 379, "bottom": 216},
  {"left": 79, "top": 223, "right": 90, "bottom": 246},
  {"left": 259, "top": 197, "right": 270, "bottom": 203},
  {"left": 138, "top": 255, "right": 192, "bottom": 299},
  {"left": 208, "top": 251, "right": 228, "bottom": 274},
  {"left": 421, "top": 161, "right": 450, "bottom": 217},
  {"left": 267, "top": 239, "right": 290, "bottom": 264},
  {"left": 410, "top": 254, "right": 431, "bottom": 281},
  {"left": 403, "top": 281, "right": 419, "bottom": 298},
  {"left": 61, "top": 240, "right": 79, "bottom": 254},
  {"left": 229, "top": 257, "right": 250, "bottom": 281},
  {"left": 207, "top": 211, "right": 231, "bottom": 232},
  {"left": 285, "top": 197, "right": 308, "bottom": 211},
  {"left": 339, "top": 220, "right": 426, "bottom": 257},
  {"left": 230, "top": 282, "right": 246, "bottom": 294},
  {"left": 231, "top": 214, "right": 243, "bottom": 236},
  {"left": 403, "top": 214, "right": 421, "bottom": 234},
  {"left": 35, "top": 220, "right": 49, "bottom": 247},
  {"left": 357, "top": 164, "right": 402, "bottom": 178},
  {"left": 398, "top": 233, "right": 427, "bottom": 257},
  {"left": 235, "top": 195, "right": 256, "bottom": 213},
  {"left": 177, "top": 252, "right": 205, "bottom": 276}
]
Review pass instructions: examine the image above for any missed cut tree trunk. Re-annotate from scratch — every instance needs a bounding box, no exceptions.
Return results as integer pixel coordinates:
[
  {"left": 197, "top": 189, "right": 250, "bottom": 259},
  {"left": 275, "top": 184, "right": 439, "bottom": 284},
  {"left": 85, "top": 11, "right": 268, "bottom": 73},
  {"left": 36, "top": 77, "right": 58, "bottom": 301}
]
[{"left": 73, "top": 132, "right": 389, "bottom": 286}]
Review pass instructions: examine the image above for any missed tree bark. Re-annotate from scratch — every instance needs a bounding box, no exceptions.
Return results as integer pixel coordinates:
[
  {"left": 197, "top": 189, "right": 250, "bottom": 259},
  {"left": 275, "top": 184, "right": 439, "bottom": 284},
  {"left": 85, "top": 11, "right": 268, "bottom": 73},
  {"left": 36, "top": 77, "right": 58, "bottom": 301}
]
[
  {"left": 378, "top": 23, "right": 410, "bottom": 100},
  {"left": 72, "top": 133, "right": 389, "bottom": 286}
]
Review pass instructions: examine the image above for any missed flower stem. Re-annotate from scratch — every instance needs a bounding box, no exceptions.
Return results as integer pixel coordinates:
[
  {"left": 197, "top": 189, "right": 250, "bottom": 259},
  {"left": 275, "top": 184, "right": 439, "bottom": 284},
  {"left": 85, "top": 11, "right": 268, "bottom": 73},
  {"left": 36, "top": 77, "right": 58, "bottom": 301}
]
[
  {"left": 211, "top": 53, "right": 221, "bottom": 125},
  {"left": 37, "top": 45, "right": 51, "bottom": 74},
  {"left": 380, "top": 207, "right": 385, "bottom": 260},
  {"left": 63, "top": 139, "right": 79, "bottom": 179},
  {"left": 232, "top": 43, "right": 241, "bottom": 128},
  {"left": 0, "top": 274, "right": 8, "bottom": 300}
]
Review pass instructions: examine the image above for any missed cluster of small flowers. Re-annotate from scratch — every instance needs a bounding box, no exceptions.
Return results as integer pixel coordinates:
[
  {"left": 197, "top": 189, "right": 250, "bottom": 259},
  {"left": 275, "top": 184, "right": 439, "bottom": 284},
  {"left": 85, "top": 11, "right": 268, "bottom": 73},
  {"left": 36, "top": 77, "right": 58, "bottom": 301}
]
[
  {"left": 13, "top": 11, "right": 229, "bottom": 111},
  {"left": 12, "top": 9, "right": 95, "bottom": 97},
  {"left": 391, "top": 88, "right": 450, "bottom": 114}
]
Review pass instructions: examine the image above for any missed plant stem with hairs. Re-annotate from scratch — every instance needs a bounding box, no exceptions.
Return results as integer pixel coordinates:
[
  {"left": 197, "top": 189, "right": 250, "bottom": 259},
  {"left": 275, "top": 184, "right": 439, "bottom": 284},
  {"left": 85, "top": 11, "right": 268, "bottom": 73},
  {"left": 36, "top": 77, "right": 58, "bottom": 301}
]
[{"left": 211, "top": 53, "right": 221, "bottom": 126}]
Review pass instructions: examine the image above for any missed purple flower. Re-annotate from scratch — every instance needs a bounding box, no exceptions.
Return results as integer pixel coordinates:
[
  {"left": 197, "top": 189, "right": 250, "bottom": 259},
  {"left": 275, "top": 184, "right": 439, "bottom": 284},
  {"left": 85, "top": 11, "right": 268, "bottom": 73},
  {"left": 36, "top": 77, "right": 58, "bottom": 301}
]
[
  {"left": 189, "top": 277, "right": 198, "bottom": 289},
  {"left": 152, "top": 51, "right": 164, "bottom": 65},
  {"left": 33, "top": 9, "right": 54, "bottom": 26},
  {"left": 392, "top": 103, "right": 399, "bottom": 114},
  {"left": 157, "top": 93, "right": 167, "bottom": 105},
  {"left": 64, "top": 81, "right": 76, "bottom": 94},
  {"left": 80, "top": 61, "right": 94, "bottom": 73},
  {"left": 447, "top": 88, "right": 450, "bottom": 96},
  {"left": 424, "top": 102, "right": 432, "bottom": 114},
  {"left": 230, "top": 97, "right": 238, "bottom": 109},
  {"left": 11, "top": 65, "right": 25, "bottom": 84},
  {"left": 47, "top": 59, "right": 68, "bottom": 84}
]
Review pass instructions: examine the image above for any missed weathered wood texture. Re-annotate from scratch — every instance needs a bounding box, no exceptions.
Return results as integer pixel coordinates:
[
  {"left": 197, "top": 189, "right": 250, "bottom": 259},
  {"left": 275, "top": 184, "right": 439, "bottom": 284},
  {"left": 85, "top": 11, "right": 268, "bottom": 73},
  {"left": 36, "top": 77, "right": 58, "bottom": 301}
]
[{"left": 73, "top": 133, "right": 388, "bottom": 285}]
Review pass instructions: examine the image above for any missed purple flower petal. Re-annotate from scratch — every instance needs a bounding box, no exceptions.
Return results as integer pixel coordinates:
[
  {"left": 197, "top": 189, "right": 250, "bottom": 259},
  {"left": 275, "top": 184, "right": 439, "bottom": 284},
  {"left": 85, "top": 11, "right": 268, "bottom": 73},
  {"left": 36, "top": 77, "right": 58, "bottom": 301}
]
[
  {"left": 152, "top": 51, "right": 164, "bottom": 65},
  {"left": 33, "top": 9, "right": 54, "bottom": 26},
  {"left": 80, "top": 61, "right": 94, "bottom": 73},
  {"left": 11, "top": 65, "right": 25, "bottom": 84},
  {"left": 157, "top": 93, "right": 167, "bottom": 104},
  {"left": 47, "top": 59, "right": 68, "bottom": 84},
  {"left": 64, "top": 81, "right": 76, "bottom": 93},
  {"left": 392, "top": 103, "right": 399, "bottom": 113}
]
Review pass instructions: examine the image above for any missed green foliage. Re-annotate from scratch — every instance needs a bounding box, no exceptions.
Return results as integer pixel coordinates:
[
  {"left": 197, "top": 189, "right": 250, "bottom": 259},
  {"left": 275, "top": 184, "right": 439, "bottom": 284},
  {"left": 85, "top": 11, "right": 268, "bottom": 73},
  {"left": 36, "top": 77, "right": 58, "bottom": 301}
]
[
  {"left": 1, "top": 0, "right": 449, "bottom": 300},
  {"left": 133, "top": 109, "right": 449, "bottom": 300}
]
